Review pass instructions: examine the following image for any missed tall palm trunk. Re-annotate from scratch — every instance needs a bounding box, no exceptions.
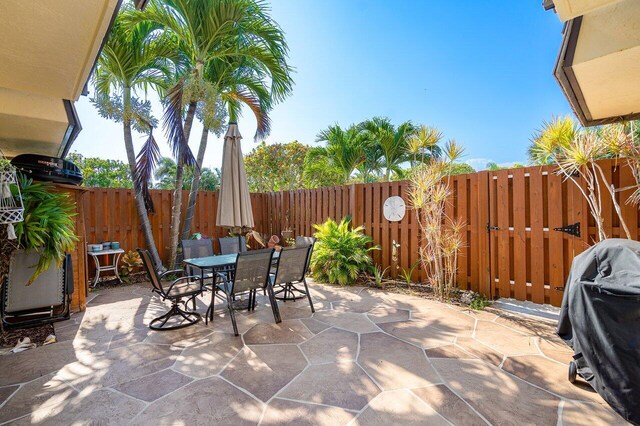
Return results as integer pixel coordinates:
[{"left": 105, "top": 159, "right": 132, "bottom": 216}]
[
  {"left": 167, "top": 101, "right": 197, "bottom": 268},
  {"left": 181, "top": 126, "right": 209, "bottom": 240},
  {"left": 123, "top": 87, "right": 163, "bottom": 269}
]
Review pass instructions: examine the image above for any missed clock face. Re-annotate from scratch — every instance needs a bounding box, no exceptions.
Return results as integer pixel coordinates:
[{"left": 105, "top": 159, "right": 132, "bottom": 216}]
[{"left": 383, "top": 196, "right": 406, "bottom": 222}]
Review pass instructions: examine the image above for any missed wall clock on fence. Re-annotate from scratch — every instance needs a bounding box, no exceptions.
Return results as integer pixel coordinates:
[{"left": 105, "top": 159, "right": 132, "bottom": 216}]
[{"left": 383, "top": 196, "right": 406, "bottom": 222}]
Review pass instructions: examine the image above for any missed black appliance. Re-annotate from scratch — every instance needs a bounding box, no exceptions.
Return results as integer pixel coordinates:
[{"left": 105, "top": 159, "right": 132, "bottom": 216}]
[
  {"left": 11, "top": 154, "right": 83, "bottom": 185},
  {"left": 557, "top": 238, "right": 640, "bottom": 425}
]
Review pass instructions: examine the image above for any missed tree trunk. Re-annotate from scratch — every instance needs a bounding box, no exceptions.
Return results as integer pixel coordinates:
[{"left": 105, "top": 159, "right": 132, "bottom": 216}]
[
  {"left": 181, "top": 126, "right": 209, "bottom": 240},
  {"left": 167, "top": 101, "right": 197, "bottom": 268},
  {"left": 122, "top": 87, "right": 163, "bottom": 269}
]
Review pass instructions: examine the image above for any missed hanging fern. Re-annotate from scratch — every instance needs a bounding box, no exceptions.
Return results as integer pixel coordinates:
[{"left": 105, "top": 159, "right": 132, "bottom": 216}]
[{"left": 12, "top": 176, "right": 78, "bottom": 284}]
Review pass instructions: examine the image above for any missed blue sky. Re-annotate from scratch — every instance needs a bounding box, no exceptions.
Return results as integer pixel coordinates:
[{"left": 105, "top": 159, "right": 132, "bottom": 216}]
[{"left": 72, "top": 0, "right": 571, "bottom": 171}]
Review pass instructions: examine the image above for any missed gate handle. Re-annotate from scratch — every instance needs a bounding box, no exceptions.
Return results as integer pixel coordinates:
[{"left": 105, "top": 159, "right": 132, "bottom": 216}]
[{"left": 486, "top": 224, "right": 500, "bottom": 232}]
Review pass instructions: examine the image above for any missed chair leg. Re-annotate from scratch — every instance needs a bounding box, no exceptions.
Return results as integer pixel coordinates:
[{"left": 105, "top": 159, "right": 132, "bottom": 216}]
[
  {"left": 227, "top": 292, "right": 239, "bottom": 336},
  {"left": 302, "top": 278, "right": 315, "bottom": 313},
  {"left": 205, "top": 295, "right": 214, "bottom": 325},
  {"left": 248, "top": 290, "right": 255, "bottom": 311},
  {"left": 150, "top": 299, "right": 200, "bottom": 331},
  {"left": 266, "top": 284, "right": 282, "bottom": 324},
  {"left": 208, "top": 288, "right": 216, "bottom": 322}
]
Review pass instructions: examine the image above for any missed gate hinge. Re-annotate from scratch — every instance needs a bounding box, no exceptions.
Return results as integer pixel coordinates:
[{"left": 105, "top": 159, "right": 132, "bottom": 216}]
[
  {"left": 486, "top": 223, "right": 500, "bottom": 232},
  {"left": 553, "top": 222, "right": 580, "bottom": 237}
]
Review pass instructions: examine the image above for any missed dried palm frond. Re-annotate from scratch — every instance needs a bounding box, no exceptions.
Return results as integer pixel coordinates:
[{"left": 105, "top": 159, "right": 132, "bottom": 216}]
[
  {"left": 135, "top": 129, "right": 161, "bottom": 212},
  {"left": 163, "top": 79, "right": 196, "bottom": 167}
]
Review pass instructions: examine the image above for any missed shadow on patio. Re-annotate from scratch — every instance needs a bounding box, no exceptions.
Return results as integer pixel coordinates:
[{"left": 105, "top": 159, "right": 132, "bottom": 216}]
[{"left": 0, "top": 281, "right": 627, "bottom": 425}]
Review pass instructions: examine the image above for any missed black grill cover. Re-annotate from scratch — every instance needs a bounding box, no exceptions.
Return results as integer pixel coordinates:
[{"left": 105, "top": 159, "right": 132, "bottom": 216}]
[
  {"left": 11, "top": 154, "right": 83, "bottom": 186},
  {"left": 557, "top": 238, "right": 640, "bottom": 425}
]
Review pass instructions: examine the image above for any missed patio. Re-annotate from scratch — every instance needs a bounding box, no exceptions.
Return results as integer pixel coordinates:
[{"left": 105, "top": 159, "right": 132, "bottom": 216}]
[{"left": 0, "top": 281, "right": 625, "bottom": 425}]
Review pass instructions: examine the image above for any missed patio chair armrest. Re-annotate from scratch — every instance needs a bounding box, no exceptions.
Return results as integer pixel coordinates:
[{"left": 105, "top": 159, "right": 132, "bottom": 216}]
[
  {"left": 158, "top": 269, "right": 186, "bottom": 280},
  {"left": 165, "top": 275, "right": 201, "bottom": 294}
]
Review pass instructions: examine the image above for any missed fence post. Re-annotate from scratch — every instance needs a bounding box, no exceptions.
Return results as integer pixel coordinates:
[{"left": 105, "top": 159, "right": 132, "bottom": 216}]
[
  {"left": 477, "top": 171, "right": 492, "bottom": 298},
  {"left": 349, "top": 183, "right": 363, "bottom": 227}
]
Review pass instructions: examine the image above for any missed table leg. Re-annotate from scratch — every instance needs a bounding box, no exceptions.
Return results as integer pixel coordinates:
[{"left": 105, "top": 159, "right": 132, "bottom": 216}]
[
  {"left": 91, "top": 255, "right": 101, "bottom": 287},
  {"left": 113, "top": 252, "right": 123, "bottom": 282},
  {"left": 209, "top": 268, "right": 215, "bottom": 321}
]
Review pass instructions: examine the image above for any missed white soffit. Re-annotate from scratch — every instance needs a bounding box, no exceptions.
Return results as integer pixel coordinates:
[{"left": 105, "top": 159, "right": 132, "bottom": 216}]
[
  {"left": 0, "top": 88, "right": 72, "bottom": 158},
  {"left": 0, "top": 0, "right": 120, "bottom": 102},
  {"left": 572, "top": 0, "right": 640, "bottom": 121},
  {"left": 552, "top": 0, "right": 624, "bottom": 21}
]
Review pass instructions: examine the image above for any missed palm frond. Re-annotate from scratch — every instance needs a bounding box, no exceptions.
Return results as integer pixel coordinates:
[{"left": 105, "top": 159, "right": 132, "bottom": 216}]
[
  {"left": 135, "top": 130, "right": 161, "bottom": 212},
  {"left": 162, "top": 79, "right": 196, "bottom": 167}
]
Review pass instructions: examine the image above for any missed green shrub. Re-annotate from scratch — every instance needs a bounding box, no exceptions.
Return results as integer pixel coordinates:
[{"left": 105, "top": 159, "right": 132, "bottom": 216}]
[
  {"left": 311, "top": 217, "right": 378, "bottom": 286},
  {"left": 469, "top": 294, "right": 491, "bottom": 310},
  {"left": 13, "top": 176, "right": 78, "bottom": 284}
]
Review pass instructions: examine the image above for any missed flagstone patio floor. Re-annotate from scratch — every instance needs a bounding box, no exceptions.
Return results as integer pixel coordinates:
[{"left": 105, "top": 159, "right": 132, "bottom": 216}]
[{"left": 0, "top": 281, "right": 627, "bottom": 425}]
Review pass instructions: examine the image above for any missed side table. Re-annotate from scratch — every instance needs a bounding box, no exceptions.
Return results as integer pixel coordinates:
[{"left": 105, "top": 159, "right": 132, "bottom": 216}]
[{"left": 88, "top": 249, "right": 125, "bottom": 287}]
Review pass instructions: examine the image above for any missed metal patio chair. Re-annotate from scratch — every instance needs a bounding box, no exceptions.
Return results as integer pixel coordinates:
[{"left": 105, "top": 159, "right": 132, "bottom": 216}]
[
  {"left": 206, "top": 248, "right": 281, "bottom": 336},
  {"left": 181, "top": 238, "right": 215, "bottom": 309},
  {"left": 218, "top": 236, "right": 247, "bottom": 255},
  {"left": 295, "top": 235, "right": 316, "bottom": 271},
  {"left": 271, "top": 245, "right": 315, "bottom": 312},
  {"left": 138, "top": 248, "right": 203, "bottom": 331}
]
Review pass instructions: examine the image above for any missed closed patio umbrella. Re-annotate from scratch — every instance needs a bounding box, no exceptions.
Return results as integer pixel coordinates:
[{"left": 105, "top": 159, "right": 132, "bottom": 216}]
[{"left": 216, "top": 122, "right": 254, "bottom": 231}]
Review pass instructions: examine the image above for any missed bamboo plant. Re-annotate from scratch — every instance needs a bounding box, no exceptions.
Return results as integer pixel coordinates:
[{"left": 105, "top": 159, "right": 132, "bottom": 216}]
[{"left": 407, "top": 140, "right": 465, "bottom": 300}]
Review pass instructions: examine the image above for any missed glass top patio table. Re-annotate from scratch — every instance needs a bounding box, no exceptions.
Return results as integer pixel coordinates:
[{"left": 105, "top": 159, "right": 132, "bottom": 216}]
[{"left": 183, "top": 251, "right": 280, "bottom": 270}]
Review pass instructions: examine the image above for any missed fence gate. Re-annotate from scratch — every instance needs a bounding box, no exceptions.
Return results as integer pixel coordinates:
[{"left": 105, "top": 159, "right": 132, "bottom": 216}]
[{"left": 485, "top": 165, "right": 589, "bottom": 306}]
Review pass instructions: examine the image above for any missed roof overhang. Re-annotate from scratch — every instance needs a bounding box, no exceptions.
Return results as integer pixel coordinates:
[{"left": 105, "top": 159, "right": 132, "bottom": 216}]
[
  {"left": 0, "top": 88, "right": 81, "bottom": 158},
  {"left": 0, "top": 0, "right": 123, "bottom": 158},
  {"left": 544, "top": 0, "right": 624, "bottom": 20},
  {"left": 548, "top": 0, "right": 640, "bottom": 126}
]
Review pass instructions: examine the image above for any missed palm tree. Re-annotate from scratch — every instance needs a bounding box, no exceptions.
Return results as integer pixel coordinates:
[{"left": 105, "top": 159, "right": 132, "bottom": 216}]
[
  {"left": 356, "top": 139, "right": 383, "bottom": 183},
  {"left": 154, "top": 157, "right": 221, "bottom": 192},
  {"left": 92, "top": 6, "right": 180, "bottom": 268},
  {"left": 181, "top": 50, "right": 292, "bottom": 240},
  {"left": 360, "top": 117, "right": 417, "bottom": 181},
  {"left": 407, "top": 125, "right": 443, "bottom": 167},
  {"left": 312, "top": 124, "right": 367, "bottom": 184},
  {"left": 133, "top": 0, "right": 292, "bottom": 266},
  {"left": 528, "top": 116, "right": 578, "bottom": 165}
]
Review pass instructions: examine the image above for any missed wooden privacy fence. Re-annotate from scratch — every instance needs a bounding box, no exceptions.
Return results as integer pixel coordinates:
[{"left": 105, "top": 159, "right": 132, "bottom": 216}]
[{"left": 82, "top": 159, "right": 640, "bottom": 307}]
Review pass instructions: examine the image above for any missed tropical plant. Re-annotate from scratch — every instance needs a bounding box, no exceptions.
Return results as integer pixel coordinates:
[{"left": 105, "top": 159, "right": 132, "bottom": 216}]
[
  {"left": 67, "top": 153, "right": 132, "bottom": 188},
  {"left": 153, "top": 157, "right": 220, "bottom": 191},
  {"left": 447, "top": 162, "right": 475, "bottom": 175},
  {"left": 311, "top": 217, "right": 378, "bottom": 286},
  {"left": 528, "top": 116, "right": 578, "bottom": 165},
  {"left": 407, "top": 125, "right": 443, "bottom": 167},
  {"left": 469, "top": 294, "right": 491, "bottom": 310},
  {"left": 302, "top": 147, "right": 347, "bottom": 188},
  {"left": 407, "top": 141, "right": 466, "bottom": 300},
  {"left": 12, "top": 176, "right": 78, "bottom": 284},
  {"left": 120, "top": 250, "right": 143, "bottom": 280},
  {"left": 308, "top": 124, "right": 367, "bottom": 185},
  {"left": 244, "top": 141, "right": 309, "bottom": 192},
  {"left": 131, "top": 0, "right": 293, "bottom": 266},
  {"left": 399, "top": 260, "right": 420, "bottom": 286},
  {"left": 181, "top": 48, "right": 293, "bottom": 239},
  {"left": 360, "top": 117, "right": 418, "bottom": 180},
  {"left": 530, "top": 117, "right": 640, "bottom": 241},
  {"left": 92, "top": 5, "right": 181, "bottom": 268},
  {"left": 371, "top": 265, "right": 390, "bottom": 288}
]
